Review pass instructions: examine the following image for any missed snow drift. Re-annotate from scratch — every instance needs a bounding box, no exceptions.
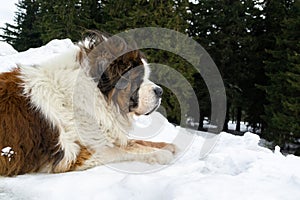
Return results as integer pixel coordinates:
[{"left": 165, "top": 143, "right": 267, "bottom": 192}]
[{"left": 0, "top": 40, "right": 300, "bottom": 200}]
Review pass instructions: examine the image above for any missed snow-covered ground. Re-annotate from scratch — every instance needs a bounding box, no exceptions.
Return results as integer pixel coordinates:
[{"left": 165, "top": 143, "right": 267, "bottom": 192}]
[
  {"left": 0, "top": 39, "right": 75, "bottom": 72},
  {"left": 1, "top": 41, "right": 300, "bottom": 200},
  {"left": 0, "top": 42, "right": 18, "bottom": 56}
]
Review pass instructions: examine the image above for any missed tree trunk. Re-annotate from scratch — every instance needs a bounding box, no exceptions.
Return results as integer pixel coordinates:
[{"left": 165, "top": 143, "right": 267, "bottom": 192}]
[
  {"left": 198, "top": 114, "right": 205, "bottom": 131},
  {"left": 223, "top": 103, "right": 230, "bottom": 132},
  {"left": 236, "top": 106, "right": 242, "bottom": 132}
]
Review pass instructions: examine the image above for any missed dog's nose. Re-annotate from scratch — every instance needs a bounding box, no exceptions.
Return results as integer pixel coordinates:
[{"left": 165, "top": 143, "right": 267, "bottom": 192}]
[{"left": 154, "top": 87, "right": 163, "bottom": 97}]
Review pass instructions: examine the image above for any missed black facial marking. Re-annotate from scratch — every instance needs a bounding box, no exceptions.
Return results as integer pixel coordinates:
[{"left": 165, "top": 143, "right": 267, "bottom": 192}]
[
  {"left": 127, "top": 66, "right": 144, "bottom": 111},
  {"left": 129, "top": 88, "right": 139, "bottom": 111},
  {"left": 97, "top": 71, "right": 113, "bottom": 97}
]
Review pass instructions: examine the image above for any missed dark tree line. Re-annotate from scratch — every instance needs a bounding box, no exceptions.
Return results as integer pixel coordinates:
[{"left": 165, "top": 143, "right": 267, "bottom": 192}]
[{"left": 1, "top": 0, "right": 299, "bottom": 154}]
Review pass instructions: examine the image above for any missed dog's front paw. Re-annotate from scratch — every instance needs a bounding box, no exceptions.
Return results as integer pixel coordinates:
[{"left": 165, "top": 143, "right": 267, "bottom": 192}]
[
  {"left": 147, "top": 149, "right": 174, "bottom": 165},
  {"left": 163, "top": 143, "right": 180, "bottom": 155}
]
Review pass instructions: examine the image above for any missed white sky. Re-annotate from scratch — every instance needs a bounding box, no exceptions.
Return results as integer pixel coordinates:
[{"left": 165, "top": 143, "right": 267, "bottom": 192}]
[{"left": 0, "top": 0, "right": 18, "bottom": 35}]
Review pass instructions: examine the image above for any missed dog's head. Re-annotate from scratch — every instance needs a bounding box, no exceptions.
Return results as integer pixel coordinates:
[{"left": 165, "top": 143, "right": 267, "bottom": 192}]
[{"left": 78, "top": 31, "right": 162, "bottom": 116}]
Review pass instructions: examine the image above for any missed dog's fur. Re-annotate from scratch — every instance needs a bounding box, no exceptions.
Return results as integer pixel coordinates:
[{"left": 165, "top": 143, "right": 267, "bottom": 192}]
[{"left": 0, "top": 31, "right": 177, "bottom": 176}]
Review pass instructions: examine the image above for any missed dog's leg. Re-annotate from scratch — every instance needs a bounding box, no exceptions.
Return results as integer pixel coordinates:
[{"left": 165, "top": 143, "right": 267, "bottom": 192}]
[
  {"left": 74, "top": 141, "right": 178, "bottom": 171},
  {"left": 131, "top": 140, "right": 178, "bottom": 154}
]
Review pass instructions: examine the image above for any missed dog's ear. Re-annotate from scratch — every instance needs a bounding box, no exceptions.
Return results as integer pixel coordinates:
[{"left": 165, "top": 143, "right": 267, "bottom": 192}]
[
  {"left": 80, "top": 31, "right": 129, "bottom": 82},
  {"left": 80, "top": 30, "right": 109, "bottom": 52},
  {"left": 89, "top": 48, "right": 114, "bottom": 82}
]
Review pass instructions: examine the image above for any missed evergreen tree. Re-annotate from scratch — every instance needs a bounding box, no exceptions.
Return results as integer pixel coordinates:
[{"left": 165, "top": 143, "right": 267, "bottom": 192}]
[
  {"left": 101, "top": 0, "right": 193, "bottom": 125},
  {"left": 0, "top": 0, "right": 42, "bottom": 51},
  {"left": 79, "top": 0, "right": 103, "bottom": 30},
  {"left": 187, "top": 0, "right": 266, "bottom": 132},
  {"left": 237, "top": 0, "right": 268, "bottom": 133},
  {"left": 37, "top": 0, "right": 88, "bottom": 43},
  {"left": 100, "top": 0, "right": 136, "bottom": 33},
  {"left": 1, "top": 0, "right": 105, "bottom": 49},
  {"left": 263, "top": 0, "right": 300, "bottom": 152}
]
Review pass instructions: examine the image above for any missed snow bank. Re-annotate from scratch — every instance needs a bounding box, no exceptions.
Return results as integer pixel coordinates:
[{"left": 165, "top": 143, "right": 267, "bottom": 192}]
[
  {"left": 0, "top": 42, "right": 17, "bottom": 56},
  {"left": 0, "top": 39, "right": 74, "bottom": 73},
  {"left": 0, "top": 40, "right": 300, "bottom": 200},
  {"left": 1, "top": 113, "right": 300, "bottom": 200}
]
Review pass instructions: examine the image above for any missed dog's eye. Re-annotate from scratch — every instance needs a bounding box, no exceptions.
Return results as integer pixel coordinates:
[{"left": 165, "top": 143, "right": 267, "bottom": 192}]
[{"left": 115, "top": 76, "right": 129, "bottom": 90}]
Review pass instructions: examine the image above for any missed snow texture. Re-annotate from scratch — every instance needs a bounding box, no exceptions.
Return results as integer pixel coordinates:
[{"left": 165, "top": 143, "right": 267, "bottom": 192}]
[
  {"left": 0, "top": 40, "right": 300, "bottom": 200},
  {"left": 0, "top": 42, "right": 17, "bottom": 56},
  {"left": 0, "top": 39, "right": 74, "bottom": 73},
  {"left": 1, "top": 147, "right": 14, "bottom": 162}
]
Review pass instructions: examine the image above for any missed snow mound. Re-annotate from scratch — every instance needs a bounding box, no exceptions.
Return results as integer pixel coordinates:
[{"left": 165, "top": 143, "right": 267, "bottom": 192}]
[
  {"left": 0, "top": 39, "right": 74, "bottom": 73},
  {"left": 0, "top": 112, "right": 300, "bottom": 200},
  {"left": 0, "top": 39, "right": 300, "bottom": 200},
  {"left": 0, "top": 42, "right": 18, "bottom": 56}
]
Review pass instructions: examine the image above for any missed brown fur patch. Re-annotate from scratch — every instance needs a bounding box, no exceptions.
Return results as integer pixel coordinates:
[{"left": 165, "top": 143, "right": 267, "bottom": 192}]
[
  {"left": 68, "top": 142, "right": 94, "bottom": 171},
  {"left": 110, "top": 65, "right": 145, "bottom": 113},
  {"left": 0, "top": 69, "right": 63, "bottom": 176},
  {"left": 132, "top": 140, "right": 177, "bottom": 154}
]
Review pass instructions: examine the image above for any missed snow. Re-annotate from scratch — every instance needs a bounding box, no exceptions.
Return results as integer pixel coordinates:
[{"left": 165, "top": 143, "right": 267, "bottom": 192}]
[
  {"left": 1, "top": 40, "right": 300, "bottom": 200},
  {"left": 0, "top": 42, "right": 17, "bottom": 56},
  {"left": 187, "top": 118, "right": 253, "bottom": 133},
  {"left": 1, "top": 147, "right": 14, "bottom": 162},
  {"left": 228, "top": 120, "right": 248, "bottom": 132},
  {"left": 0, "top": 39, "right": 74, "bottom": 73}
]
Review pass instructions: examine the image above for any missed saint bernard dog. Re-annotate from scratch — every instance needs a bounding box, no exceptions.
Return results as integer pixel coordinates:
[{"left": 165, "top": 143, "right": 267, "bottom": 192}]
[{"left": 0, "top": 31, "right": 177, "bottom": 176}]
